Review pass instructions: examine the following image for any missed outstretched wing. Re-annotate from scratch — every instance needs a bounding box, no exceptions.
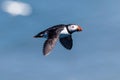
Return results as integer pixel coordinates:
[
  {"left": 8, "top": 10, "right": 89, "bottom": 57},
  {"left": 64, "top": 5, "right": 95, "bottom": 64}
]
[
  {"left": 43, "top": 38, "right": 58, "bottom": 56},
  {"left": 59, "top": 35, "right": 73, "bottom": 50},
  {"left": 43, "top": 27, "right": 64, "bottom": 56}
]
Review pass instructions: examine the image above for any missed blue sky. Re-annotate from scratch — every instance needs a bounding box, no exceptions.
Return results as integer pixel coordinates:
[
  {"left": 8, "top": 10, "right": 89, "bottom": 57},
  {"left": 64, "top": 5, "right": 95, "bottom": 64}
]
[{"left": 0, "top": 0, "right": 120, "bottom": 80}]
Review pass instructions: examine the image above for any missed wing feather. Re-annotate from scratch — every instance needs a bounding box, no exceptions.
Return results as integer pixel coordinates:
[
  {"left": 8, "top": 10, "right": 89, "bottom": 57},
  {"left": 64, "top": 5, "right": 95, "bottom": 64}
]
[
  {"left": 43, "top": 27, "right": 64, "bottom": 56},
  {"left": 59, "top": 35, "right": 73, "bottom": 50}
]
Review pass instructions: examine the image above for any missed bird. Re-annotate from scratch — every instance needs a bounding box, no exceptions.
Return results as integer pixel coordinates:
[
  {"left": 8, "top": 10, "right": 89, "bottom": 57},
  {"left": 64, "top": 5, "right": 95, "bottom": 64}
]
[{"left": 34, "top": 24, "right": 82, "bottom": 56}]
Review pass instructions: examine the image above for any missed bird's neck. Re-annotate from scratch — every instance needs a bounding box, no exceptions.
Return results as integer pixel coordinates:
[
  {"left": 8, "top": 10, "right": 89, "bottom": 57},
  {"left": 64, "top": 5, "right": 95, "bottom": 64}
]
[{"left": 66, "top": 26, "right": 72, "bottom": 34}]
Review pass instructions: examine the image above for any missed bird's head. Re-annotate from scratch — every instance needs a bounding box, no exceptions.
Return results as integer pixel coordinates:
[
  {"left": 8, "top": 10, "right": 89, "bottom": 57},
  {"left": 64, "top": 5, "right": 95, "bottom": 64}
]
[{"left": 67, "top": 24, "right": 82, "bottom": 33}]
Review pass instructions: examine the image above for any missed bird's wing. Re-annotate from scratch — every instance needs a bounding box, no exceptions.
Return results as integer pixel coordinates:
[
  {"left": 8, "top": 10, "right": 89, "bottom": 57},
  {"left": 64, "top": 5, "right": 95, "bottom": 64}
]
[
  {"left": 59, "top": 35, "right": 73, "bottom": 50},
  {"left": 43, "top": 27, "right": 64, "bottom": 56}
]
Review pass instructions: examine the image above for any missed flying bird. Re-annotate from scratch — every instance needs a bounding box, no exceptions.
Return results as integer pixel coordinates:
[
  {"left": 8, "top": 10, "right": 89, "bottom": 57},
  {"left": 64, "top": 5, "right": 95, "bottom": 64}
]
[{"left": 34, "top": 24, "right": 82, "bottom": 56}]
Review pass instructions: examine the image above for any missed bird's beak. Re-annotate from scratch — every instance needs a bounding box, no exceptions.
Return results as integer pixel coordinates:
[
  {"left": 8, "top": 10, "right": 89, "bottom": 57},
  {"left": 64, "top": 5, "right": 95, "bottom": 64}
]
[{"left": 77, "top": 26, "right": 82, "bottom": 31}]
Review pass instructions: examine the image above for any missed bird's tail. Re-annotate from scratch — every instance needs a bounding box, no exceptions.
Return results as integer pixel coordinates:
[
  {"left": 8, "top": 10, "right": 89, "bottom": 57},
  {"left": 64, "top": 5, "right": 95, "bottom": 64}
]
[{"left": 33, "top": 32, "right": 44, "bottom": 38}]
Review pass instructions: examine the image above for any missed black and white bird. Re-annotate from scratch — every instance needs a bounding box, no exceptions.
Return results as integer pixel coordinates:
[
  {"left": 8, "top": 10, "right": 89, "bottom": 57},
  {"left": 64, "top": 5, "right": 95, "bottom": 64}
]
[{"left": 34, "top": 24, "right": 82, "bottom": 56}]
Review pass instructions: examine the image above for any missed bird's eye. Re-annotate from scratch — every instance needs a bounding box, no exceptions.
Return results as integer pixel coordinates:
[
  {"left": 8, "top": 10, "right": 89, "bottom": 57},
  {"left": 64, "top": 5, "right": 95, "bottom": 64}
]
[{"left": 71, "top": 26, "right": 74, "bottom": 28}]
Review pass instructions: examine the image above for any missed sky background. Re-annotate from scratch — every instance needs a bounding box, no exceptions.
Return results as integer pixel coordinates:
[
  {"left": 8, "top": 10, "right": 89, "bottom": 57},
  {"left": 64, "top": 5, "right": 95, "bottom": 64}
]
[{"left": 0, "top": 0, "right": 120, "bottom": 80}]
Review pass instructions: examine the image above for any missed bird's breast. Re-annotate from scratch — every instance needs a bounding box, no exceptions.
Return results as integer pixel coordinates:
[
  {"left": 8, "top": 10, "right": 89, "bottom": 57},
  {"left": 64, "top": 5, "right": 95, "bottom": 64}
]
[
  {"left": 60, "top": 27, "right": 69, "bottom": 34},
  {"left": 60, "top": 27, "right": 70, "bottom": 38}
]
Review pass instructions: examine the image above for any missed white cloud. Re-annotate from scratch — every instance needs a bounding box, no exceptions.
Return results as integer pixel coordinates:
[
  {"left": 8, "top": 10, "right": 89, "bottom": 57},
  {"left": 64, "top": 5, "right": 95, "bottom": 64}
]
[{"left": 1, "top": 0, "right": 32, "bottom": 16}]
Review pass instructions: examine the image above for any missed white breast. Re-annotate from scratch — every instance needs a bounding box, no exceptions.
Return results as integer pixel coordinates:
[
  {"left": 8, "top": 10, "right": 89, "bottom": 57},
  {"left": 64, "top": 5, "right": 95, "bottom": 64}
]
[
  {"left": 60, "top": 27, "right": 70, "bottom": 38},
  {"left": 60, "top": 27, "right": 69, "bottom": 34}
]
